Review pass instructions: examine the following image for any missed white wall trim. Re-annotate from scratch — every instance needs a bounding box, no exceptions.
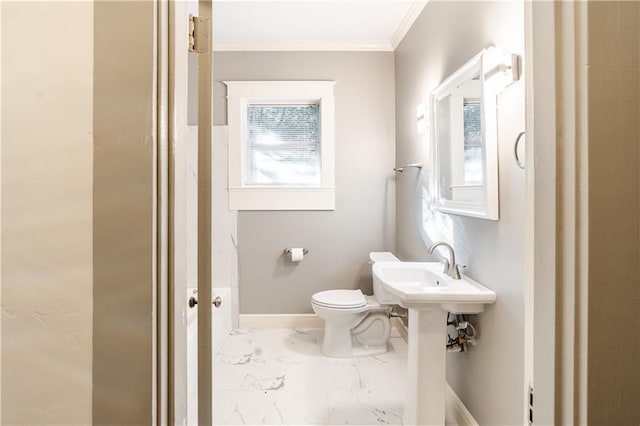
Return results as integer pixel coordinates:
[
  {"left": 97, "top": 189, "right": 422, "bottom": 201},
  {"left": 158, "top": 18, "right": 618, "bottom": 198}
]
[
  {"left": 526, "top": 2, "right": 559, "bottom": 424},
  {"left": 225, "top": 80, "right": 336, "bottom": 211},
  {"left": 239, "top": 314, "right": 414, "bottom": 334},
  {"left": 446, "top": 383, "right": 480, "bottom": 426},
  {"left": 390, "top": 1, "right": 429, "bottom": 50},
  {"left": 214, "top": 41, "right": 394, "bottom": 52}
]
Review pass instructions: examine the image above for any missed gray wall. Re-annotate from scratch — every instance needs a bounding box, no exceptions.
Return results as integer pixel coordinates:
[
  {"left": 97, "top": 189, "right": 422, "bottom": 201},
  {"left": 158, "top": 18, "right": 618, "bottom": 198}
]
[
  {"left": 213, "top": 52, "right": 396, "bottom": 314},
  {"left": 395, "top": 2, "right": 526, "bottom": 424}
]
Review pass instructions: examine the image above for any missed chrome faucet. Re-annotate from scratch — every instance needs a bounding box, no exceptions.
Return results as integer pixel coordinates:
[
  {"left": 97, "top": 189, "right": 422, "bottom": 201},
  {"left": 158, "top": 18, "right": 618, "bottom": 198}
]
[{"left": 428, "top": 241, "right": 461, "bottom": 280}]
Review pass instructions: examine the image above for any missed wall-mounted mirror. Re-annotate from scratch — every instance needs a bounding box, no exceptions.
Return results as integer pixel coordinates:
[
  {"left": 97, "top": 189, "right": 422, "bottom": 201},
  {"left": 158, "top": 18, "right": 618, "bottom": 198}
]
[{"left": 430, "top": 48, "right": 506, "bottom": 220}]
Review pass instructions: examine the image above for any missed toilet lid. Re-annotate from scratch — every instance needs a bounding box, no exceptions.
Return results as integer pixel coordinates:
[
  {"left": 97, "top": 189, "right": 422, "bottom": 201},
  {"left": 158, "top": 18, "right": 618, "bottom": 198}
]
[{"left": 312, "top": 289, "right": 367, "bottom": 309}]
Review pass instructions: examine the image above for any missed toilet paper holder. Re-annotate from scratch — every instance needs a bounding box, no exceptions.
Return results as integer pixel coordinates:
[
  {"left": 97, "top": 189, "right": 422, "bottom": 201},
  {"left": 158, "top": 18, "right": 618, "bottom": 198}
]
[{"left": 283, "top": 248, "right": 309, "bottom": 256}]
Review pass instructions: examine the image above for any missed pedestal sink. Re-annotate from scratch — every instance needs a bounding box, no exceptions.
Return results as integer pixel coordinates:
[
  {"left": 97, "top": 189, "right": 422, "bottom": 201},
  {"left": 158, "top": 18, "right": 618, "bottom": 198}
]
[{"left": 372, "top": 262, "right": 496, "bottom": 426}]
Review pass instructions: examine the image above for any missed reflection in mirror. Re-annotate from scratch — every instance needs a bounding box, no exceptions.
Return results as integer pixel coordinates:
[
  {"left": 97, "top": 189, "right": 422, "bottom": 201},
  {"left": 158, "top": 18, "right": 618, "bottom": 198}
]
[
  {"left": 430, "top": 48, "right": 501, "bottom": 220},
  {"left": 436, "top": 75, "right": 483, "bottom": 204}
]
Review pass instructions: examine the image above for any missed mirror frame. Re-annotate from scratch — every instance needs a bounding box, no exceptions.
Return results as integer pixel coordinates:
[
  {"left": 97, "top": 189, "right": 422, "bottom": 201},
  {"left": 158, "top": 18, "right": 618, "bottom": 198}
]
[{"left": 429, "top": 48, "right": 500, "bottom": 220}]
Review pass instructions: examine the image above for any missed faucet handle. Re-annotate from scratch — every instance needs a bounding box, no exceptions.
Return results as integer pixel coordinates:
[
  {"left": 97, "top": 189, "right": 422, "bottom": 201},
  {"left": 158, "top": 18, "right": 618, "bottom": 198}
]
[{"left": 457, "top": 264, "right": 468, "bottom": 277}]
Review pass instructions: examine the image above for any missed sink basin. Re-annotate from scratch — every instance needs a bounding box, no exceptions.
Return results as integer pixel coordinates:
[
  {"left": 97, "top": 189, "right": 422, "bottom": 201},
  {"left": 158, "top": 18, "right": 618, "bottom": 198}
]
[{"left": 372, "top": 261, "right": 496, "bottom": 313}]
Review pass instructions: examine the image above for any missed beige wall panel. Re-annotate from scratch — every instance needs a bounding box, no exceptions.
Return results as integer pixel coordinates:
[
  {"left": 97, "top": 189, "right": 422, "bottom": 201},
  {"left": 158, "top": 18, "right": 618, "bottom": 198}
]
[
  {"left": 586, "top": 2, "right": 640, "bottom": 424},
  {"left": 1, "top": 2, "right": 94, "bottom": 424},
  {"left": 92, "top": 2, "right": 156, "bottom": 424}
]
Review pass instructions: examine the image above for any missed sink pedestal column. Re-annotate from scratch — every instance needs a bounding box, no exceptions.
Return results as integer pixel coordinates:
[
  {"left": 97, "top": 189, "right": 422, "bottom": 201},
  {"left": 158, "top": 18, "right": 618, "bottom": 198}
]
[{"left": 404, "top": 308, "right": 447, "bottom": 426}]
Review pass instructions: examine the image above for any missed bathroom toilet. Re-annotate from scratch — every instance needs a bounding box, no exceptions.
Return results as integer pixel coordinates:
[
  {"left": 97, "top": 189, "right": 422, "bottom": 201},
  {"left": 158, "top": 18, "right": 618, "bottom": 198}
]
[{"left": 311, "top": 252, "right": 400, "bottom": 357}]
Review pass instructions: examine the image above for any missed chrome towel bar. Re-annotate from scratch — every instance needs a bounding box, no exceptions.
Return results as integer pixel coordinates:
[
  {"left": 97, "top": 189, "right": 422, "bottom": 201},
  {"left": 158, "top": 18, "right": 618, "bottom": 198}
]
[
  {"left": 514, "top": 132, "right": 526, "bottom": 169},
  {"left": 393, "top": 163, "right": 423, "bottom": 172}
]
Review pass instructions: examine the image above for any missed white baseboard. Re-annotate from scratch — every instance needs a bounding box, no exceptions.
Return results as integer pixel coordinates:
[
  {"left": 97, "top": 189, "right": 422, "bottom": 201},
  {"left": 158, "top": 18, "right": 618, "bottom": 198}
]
[
  {"left": 446, "top": 383, "right": 479, "bottom": 426},
  {"left": 239, "top": 313, "right": 409, "bottom": 334},
  {"left": 238, "top": 313, "right": 324, "bottom": 329},
  {"left": 237, "top": 314, "right": 478, "bottom": 426}
]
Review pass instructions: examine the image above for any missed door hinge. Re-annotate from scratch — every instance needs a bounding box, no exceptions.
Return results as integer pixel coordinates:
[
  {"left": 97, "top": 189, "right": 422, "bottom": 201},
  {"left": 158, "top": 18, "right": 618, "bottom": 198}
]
[
  {"left": 528, "top": 385, "right": 534, "bottom": 425},
  {"left": 188, "top": 14, "right": 211, "bottom": 53}
]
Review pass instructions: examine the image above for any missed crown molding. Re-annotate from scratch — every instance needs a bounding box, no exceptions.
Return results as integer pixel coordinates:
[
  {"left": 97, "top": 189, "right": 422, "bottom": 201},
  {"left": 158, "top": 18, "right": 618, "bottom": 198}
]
[
  {"left": 213, "top": 40, "right": 394, "bottom": 52},
  {"left": 213, "top": 0, "right": 428, "bottom": 53},
  {"left": 391, "top": 0, "right": 428, "bottom": 50}
]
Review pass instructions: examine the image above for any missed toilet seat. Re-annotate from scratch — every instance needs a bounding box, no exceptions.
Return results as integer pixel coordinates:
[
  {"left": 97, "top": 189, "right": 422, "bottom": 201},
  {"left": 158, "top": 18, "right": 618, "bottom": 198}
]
[{"left": 311, "top": 289, "right": 367, "bottom": 309}]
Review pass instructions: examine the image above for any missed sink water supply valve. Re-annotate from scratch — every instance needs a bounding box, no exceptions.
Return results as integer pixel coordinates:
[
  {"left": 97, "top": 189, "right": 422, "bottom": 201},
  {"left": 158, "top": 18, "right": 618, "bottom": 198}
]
[{"left": 446, "top": 313, "right": 477, "bottom": 352}]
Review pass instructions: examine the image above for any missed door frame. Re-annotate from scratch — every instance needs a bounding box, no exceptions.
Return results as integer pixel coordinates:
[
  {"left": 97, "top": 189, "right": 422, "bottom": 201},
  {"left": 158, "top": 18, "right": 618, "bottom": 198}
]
[
  {"left": 156, "top": 0, "right": 169, "bottom": 422},
  {"left": 196, "top": 1, "right": 214, "bottom": 425},
  {"left": 157, "top": 0, "right": 214, "bottom": 424},
  {"left": 525, "top": 2, "right": 595, "bottom": 424},
  {"left": 524, "top": 2, "right": 558, "bottom": 424}
]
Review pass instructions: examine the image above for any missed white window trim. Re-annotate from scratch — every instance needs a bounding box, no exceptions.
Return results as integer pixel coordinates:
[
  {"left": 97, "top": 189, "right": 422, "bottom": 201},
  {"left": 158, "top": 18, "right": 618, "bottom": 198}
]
[{"left": 225, "top": 81, "right": 336, "bottom": 210}]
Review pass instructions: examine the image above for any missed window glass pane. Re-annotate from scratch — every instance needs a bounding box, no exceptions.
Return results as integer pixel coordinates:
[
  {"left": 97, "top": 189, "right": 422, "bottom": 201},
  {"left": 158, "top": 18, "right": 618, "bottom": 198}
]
[{"left": 246, "top": 104, "right": 321, "bottom": 186}]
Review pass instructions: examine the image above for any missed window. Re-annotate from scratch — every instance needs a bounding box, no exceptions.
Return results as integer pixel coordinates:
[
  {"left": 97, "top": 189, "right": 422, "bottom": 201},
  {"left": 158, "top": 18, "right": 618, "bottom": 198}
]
[
  {"left": 246, "top": 104, "right": 321, "bottom": 186},
  {"left": 225, "top": 81, "right": 335, "bottom": 210}
]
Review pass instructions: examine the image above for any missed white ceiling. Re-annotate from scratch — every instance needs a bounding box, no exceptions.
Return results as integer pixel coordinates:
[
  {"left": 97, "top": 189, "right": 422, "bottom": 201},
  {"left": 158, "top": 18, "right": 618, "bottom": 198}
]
[{"left": 212, "top": 1, "right": 427, "bottom": 51}]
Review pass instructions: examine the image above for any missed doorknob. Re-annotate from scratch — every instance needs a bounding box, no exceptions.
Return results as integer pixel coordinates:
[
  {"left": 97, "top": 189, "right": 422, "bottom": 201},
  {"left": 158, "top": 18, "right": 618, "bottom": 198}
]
[
  {"left": 212, "top": 296, "right": 222, "bottom": 308},
  {"left": 188, "top": 296, "right": 198, "bottom": 308}
]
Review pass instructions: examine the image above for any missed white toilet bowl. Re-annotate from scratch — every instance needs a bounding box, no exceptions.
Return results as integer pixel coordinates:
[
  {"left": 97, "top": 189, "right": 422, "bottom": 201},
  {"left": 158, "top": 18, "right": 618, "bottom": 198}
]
[{"left": 310, "top": 252, "right": 400, "bottom": 358}]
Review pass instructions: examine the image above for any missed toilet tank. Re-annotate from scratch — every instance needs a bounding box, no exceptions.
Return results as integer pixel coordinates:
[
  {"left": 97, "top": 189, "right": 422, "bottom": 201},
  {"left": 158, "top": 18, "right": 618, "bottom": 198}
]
[{"left": 369, "top": 252, "right": 400, "bottom": 304}]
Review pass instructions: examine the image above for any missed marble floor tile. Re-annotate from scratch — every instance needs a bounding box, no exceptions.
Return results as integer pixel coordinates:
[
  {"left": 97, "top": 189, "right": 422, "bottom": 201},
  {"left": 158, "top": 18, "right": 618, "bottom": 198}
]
[
  {"left": 214, "top": 328, "right": 408, "bottom": 425},
  {"left": 213, "top": 390, "right": 240, "bottom": 424},
  {"left": 214, "top": 389, "right": 331, "bottom": 426},
  {"left": 328, "top": 389, "right": 403, "bottom": 425}
]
